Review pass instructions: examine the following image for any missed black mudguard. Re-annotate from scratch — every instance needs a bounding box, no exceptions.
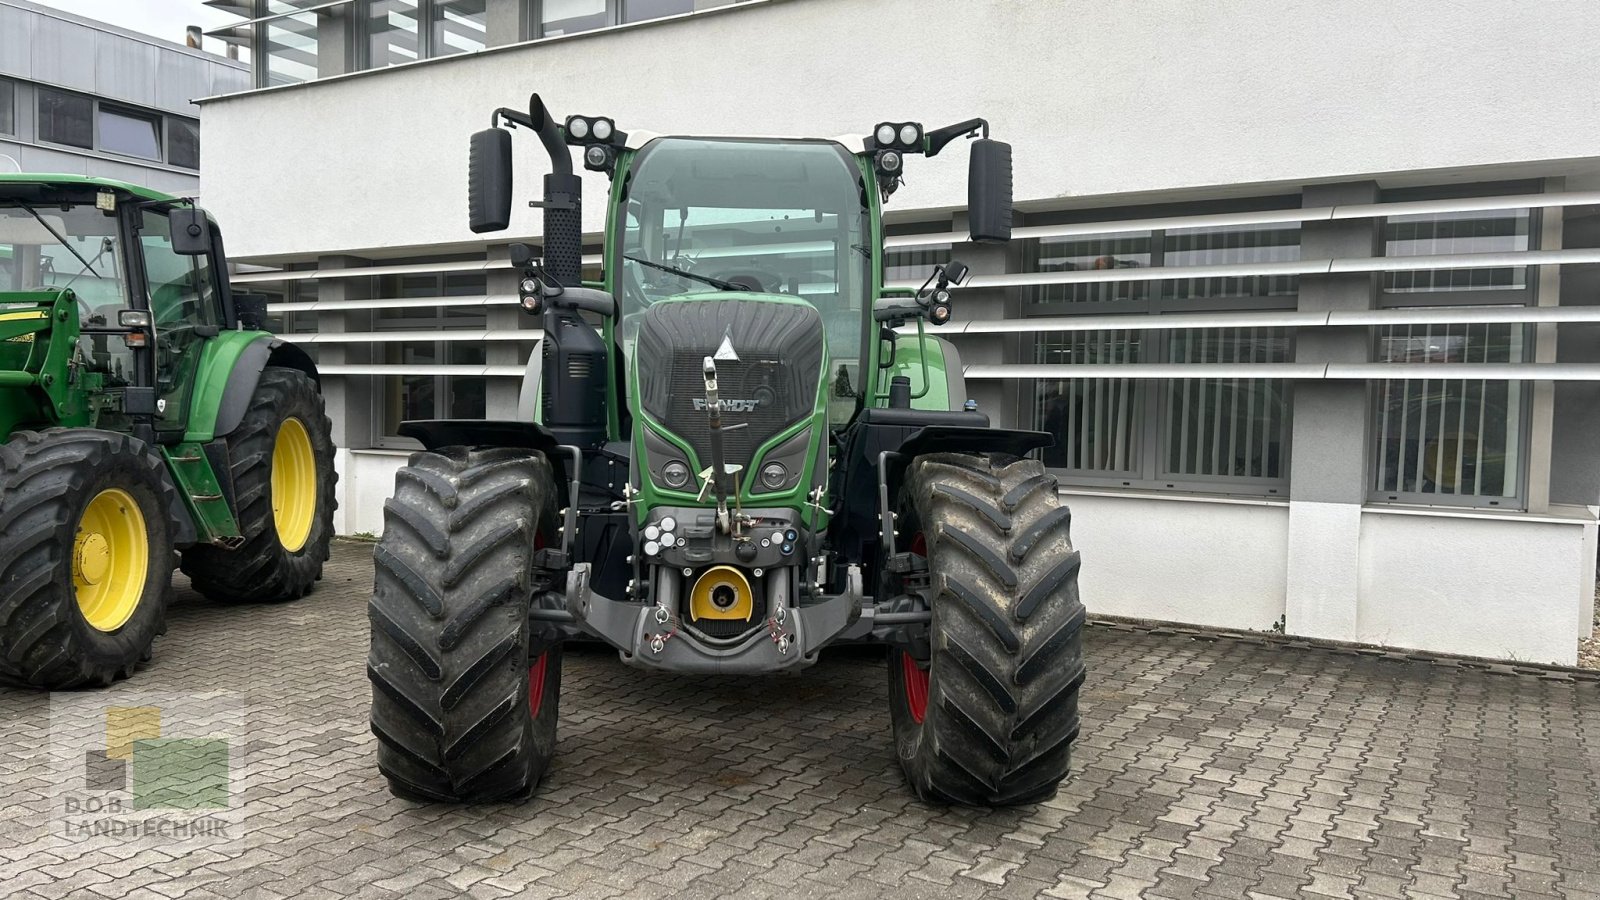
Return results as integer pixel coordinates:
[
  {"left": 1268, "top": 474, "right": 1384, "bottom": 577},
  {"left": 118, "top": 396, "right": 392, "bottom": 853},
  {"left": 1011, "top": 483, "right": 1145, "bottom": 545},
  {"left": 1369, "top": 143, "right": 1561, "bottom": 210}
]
[
  {"left": 397, "top": 419, "right": 570, "bottom": 482},
  {"left": 828, "top": 409, "right": 1054, "bottom": 594}
]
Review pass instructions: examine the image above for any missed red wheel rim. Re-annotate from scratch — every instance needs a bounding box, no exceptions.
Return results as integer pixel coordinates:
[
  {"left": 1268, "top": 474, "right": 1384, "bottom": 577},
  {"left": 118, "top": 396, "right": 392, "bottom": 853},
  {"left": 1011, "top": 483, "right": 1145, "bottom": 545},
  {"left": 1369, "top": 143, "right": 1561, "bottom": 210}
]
[
  {"left": 901, "top": 651, "right": 929, "bottom": 723},
  {"left": 900, "top": 530, "right": 929, "bottom": 723},
  {"left": 528, "top": 652, "right": 548, "bottom": 718}
]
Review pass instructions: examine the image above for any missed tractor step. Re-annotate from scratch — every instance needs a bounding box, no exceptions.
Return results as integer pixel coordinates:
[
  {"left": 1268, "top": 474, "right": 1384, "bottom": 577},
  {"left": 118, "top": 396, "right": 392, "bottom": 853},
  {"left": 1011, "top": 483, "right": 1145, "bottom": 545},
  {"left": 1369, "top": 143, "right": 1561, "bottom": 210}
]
[{"left": 161, "top": 443, "right": 243, "bottom": 545}]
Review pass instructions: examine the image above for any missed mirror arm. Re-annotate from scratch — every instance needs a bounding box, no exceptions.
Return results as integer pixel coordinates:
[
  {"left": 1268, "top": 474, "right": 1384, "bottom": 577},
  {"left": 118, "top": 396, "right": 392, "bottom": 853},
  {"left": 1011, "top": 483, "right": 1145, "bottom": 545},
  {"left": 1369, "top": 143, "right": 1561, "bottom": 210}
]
[
  {"left": 491, "top": 107, "right": 535, "bottom": 130},
  {"left": 925, "top": 117, "right": 989, "bottom": 157}
]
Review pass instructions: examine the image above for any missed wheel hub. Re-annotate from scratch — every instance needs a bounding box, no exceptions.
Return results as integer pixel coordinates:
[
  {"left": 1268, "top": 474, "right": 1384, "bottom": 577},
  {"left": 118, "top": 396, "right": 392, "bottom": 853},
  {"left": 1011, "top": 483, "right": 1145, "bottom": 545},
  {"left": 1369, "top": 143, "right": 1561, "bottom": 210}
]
[
  {"left": 75, "top": 532, "right": 111, "bottom": 585},
  {"left": 73, "top": 488, "right": 149, "bottom": 632}
]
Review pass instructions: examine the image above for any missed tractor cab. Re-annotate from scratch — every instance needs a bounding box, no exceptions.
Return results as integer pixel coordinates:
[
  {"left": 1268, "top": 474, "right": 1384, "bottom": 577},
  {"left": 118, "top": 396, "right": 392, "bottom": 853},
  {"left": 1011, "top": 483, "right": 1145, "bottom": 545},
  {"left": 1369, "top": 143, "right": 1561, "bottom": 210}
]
[{"left": 0, "top": 176, "right": 235, "bottom": 440}]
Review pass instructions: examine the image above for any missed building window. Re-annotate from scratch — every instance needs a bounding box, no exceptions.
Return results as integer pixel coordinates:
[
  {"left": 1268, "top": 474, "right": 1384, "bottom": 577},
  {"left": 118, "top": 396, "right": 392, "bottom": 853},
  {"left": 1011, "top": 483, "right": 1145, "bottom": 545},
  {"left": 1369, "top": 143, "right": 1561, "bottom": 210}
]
[
  {"left": 0, "top": 79, "right": 14, "bottom": 135},
  {"left": 540, "top": 0, "right": 609, "bottom": 36},
  {"left": 1383, "top": 210, "right": 1530, "bottom": 294},
  {"left": 363, "top": 0, "right": 487, "bottom": 69},
  {"left": 262, "top": 1, "right": 322, "bottom": 86},
  {"left": 431, "top": 0, "right": 487, "bottom": 55},
  {"left": 38, "top": 88, "right": 93, "bottom": 149},
  {"left": 169, "top": 118, "right": 200, "bottom": 169},
  {"left": 1034, "top": 327, "right": 1293, "bottom": 490},
  {"left": 1372, "top": 323, "right": 1526, "bottom": 505},
  {"left": 1013, "top": 218, "right": 1301, "bottom": 494},
  {"left": 376, "top": 273, "right": 490, "bottom": 443},
  {"left": 366, "top": 0, "right": 422, "bottom": 68},
  {"left": 1163, "top": 224, "right": 1301, "bottom": 301},
  {"left": 623, "top": 0, "right": 692, "bottom": 24},
  {"left": 884, "top": 240, "right": 950, "bottom": 284},
  {"left": 1023, "top": 232, "right": 1152, "bottom": 309},
  {"left": 99, "top": 106, "right": 163, "bottom": 161}
]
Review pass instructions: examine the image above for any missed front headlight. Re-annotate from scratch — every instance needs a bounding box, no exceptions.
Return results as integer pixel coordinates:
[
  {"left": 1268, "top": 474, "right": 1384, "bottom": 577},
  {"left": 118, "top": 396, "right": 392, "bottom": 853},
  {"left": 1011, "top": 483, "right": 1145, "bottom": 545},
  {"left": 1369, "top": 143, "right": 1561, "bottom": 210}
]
[
  {"left": 759, "top": 462, "right": 788, "bottom": 491},
  {"left": 662, "top": 460, "right": 691, "bottom": 488}
]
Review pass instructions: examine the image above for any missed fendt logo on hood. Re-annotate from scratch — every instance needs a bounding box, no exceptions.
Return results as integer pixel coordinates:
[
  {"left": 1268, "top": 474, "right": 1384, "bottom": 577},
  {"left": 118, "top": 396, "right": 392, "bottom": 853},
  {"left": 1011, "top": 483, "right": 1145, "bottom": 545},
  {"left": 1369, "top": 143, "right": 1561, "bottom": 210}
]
[{"left": 693, "top": 398, "right": 758, "bottom": 413}]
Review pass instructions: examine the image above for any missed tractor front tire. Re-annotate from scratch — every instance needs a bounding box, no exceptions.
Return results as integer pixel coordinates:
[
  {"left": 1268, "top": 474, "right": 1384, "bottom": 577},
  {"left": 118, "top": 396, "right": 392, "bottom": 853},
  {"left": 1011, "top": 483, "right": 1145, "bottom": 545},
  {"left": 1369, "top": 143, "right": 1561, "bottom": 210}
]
[
  {"left": 0, "top": 430, "right": 184, "bottom": 689},
  {"left": 368, "top": 447, "right": 563, "bottom": 802},
  {"left": 888, "top": 453, "right": 1085, "bottom": 805},
  {"left": 181, "top": 366, "right": 337, "bottom": 604}
]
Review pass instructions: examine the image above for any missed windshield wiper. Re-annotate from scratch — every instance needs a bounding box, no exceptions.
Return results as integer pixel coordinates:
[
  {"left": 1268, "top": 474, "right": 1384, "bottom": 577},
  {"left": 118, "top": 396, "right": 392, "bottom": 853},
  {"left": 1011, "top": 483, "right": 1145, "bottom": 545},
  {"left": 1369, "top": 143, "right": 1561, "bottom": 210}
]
[
  {"left": 17, "top": 202, "right": 101, "bottom": 280},
  {"left": 625, "top": 255, "right": 740, "bottom": 292}
]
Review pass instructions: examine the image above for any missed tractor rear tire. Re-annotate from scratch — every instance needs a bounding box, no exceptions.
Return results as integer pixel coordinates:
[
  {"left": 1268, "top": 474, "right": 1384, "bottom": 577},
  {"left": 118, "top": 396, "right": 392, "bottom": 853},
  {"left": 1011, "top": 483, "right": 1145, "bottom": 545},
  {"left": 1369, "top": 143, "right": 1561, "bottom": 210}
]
[
  {"left": 0, "top": 429, "right": 184, "bottom": 689},
  {"left": 887, "top": 453, "right": 1085, "bottom": 805},
  {"left": 181, "top": 367, "right": 337, "bottom": 604},
  {"left": 368, "top": 447, "right": 563, "bottom": 802}
]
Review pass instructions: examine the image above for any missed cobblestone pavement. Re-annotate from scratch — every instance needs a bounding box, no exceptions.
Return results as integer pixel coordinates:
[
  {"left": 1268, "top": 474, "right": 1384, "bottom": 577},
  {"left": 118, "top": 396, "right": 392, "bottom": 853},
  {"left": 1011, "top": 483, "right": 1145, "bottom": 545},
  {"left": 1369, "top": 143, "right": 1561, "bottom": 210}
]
[{"left": 2, "top": 540, "right": 1599, "bottom": 900}]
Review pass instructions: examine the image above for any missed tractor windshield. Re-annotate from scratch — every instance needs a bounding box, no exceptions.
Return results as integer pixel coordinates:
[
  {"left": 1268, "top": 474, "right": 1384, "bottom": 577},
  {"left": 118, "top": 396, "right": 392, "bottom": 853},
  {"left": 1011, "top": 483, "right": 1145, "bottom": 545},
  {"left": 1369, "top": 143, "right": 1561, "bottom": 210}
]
[
  {"left": 0, "top": 202, "right": 127, "bottom": 308},
  {"left": 618, "top": 138, "right": 870, "bottom": 412},
  {"left": 0, "top": 201, "right": 133, "bottom": 385}
]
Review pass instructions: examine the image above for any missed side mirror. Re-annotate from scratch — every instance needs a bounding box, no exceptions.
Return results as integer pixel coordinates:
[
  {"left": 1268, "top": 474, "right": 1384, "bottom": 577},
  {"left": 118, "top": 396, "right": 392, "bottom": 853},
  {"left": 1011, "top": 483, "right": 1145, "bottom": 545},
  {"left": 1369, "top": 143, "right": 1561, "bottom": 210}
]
[
  {"left": 967, "top": 139, "right": 1013, "bottom": 244},
  {"left": 469, "top": 128, "right": 513, "bottom": 233},
  {"left": 234, "top": 292, "right": 270, "bottom": 331},
  {"left": 169, "top": 207, "right": 212, "bottom": 256}
]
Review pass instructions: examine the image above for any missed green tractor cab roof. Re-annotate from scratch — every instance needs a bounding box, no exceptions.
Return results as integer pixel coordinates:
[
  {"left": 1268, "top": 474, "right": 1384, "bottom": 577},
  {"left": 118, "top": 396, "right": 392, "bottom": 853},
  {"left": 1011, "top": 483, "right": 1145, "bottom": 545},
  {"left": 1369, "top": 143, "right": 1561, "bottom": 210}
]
[{"left": 0, "top": 172, "right": 182, "bottom": 204}]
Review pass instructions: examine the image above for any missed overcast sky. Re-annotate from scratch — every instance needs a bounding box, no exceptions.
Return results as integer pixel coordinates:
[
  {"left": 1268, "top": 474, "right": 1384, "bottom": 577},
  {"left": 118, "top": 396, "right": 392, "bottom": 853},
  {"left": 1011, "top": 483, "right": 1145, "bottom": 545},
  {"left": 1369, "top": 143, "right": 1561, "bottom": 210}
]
[{"left": 28, "top": 0, "right": 246, "bottom": 54}]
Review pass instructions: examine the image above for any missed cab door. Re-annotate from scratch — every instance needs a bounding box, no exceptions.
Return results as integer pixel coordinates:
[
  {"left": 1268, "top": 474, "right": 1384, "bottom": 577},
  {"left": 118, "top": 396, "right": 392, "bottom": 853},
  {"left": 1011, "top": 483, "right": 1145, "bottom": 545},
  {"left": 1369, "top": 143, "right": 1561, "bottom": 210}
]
[{"left": 136, "top": 207, "right": 223, "bottom": 435}]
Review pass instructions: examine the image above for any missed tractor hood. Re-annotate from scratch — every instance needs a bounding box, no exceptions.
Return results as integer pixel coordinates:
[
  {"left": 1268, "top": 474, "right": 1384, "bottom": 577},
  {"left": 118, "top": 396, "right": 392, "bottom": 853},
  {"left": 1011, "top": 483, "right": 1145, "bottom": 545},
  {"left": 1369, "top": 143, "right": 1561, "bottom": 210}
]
[{"left": 633, "top": 294, "right": 826, "bottom": 482}]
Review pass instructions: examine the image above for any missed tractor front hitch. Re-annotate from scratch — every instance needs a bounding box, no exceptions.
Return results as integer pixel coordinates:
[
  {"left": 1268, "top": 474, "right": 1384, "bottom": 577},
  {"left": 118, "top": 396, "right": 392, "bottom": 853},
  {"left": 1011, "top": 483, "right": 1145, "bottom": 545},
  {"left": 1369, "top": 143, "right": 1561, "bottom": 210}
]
[{"left": 565, "top": 563, "right": 863, "bottom": 674}]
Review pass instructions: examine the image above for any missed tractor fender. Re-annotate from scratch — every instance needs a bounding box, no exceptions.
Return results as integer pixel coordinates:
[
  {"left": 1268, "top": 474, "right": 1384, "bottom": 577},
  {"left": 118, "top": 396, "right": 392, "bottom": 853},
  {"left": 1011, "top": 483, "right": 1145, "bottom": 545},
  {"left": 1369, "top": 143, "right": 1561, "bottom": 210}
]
[
  {"left": 188, "top": 334, "right": 320, "bottom": 443},
  {"left": 517, "top": 339, "right": 543, "bottom": 422}
]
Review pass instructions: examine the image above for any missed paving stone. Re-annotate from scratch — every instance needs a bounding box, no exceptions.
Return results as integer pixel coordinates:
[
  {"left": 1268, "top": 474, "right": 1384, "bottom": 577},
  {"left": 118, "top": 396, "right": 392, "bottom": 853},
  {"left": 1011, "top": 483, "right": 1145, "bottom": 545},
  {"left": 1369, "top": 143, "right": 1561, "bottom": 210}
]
[{"left": 1, "top": 541, "right": 1596, "bottom": 900}]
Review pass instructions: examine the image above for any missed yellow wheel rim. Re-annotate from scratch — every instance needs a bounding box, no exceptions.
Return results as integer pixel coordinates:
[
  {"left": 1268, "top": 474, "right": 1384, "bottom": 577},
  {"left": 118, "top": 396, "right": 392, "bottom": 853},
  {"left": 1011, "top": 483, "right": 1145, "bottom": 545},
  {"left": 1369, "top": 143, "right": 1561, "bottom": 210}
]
[
  {"left": 74, "top": 488, "right": 149, "bottom": 633},
  {"left": 272, "top": 417, "right": 317, "bottom": 553}
]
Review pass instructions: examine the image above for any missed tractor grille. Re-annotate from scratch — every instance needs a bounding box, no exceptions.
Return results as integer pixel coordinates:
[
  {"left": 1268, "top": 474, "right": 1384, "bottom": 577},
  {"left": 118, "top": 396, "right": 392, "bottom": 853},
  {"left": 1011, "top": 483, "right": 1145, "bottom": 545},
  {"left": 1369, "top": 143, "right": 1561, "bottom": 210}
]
[{"left": 636, "top": 298, "right": 825, "bottom": 474}]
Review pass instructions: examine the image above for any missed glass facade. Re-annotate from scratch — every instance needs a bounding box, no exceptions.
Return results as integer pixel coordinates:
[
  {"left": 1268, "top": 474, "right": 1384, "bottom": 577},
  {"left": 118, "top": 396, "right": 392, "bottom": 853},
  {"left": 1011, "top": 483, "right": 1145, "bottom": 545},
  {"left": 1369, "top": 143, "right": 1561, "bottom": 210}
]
[
  {"left": 431, "top": 0, "right": 489, "bottom": 55},
  {"left": 366, "top": 0, "right": 422, "bottom": 68},
  {"left": 540, "top": 0, "right": 608, "bottom": 35},
  {"left": 0, "top": 79, "right": 13, "bottom": 135},
  {"left": 623, "top": 0, "right": 693, "bottom": 24},
  {"left": 263, "top": 1, "right": 322, "bottom": 86}
]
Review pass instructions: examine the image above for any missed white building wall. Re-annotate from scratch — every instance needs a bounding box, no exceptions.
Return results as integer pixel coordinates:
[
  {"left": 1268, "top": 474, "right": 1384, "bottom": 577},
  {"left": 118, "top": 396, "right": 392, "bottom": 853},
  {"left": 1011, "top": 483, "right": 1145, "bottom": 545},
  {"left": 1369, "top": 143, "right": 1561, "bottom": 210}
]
[
  {"left": 1357, "top": 509, "right": 1594, "bottom": 665},
  {"left": 197, "top": 0, "right": 1600, "bottom": 664},
  {"left": 199, "top": 0, "right": 1600, "bottom": 259}
]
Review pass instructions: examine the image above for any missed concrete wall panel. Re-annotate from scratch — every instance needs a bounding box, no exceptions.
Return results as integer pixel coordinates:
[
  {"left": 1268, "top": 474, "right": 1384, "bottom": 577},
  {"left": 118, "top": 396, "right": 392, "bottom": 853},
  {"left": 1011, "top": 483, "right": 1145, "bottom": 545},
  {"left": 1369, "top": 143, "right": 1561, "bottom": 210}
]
[
  {"left": 201, "top": 0, "right": 1600, "bottom": 259},
  {"left": 1356, "top": 510, "right": 1590, "bottom": 665},
  {"left": 1059, "top": 492, "right": 1289, "bottom": 632}
]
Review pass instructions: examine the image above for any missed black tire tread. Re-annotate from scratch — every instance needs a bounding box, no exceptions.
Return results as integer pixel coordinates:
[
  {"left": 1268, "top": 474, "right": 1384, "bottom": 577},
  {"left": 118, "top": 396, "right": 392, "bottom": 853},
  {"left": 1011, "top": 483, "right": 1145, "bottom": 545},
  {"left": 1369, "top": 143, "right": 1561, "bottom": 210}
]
[
  {"left": 367, "top": 446, "right": 561, "bottom": 803},
  {"left": 893, "top": 453, "right": 1085, "bottom": 806}
]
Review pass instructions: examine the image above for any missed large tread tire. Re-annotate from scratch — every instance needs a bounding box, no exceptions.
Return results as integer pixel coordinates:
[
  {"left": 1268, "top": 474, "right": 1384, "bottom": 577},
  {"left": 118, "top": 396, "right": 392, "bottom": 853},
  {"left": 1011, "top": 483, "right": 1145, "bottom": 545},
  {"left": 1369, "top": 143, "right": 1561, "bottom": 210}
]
[
  {"left": 0, "top": 429, "right": 184, "bottom": 689},
  {"left": 181, "top": 366, "right": 337, "bottom": 604},
  {"left": 368, "top": 446, "right": 563, "bottom": 803},
  {"left": 888, "top": 453, "right": 1085, "bottom": 805}
]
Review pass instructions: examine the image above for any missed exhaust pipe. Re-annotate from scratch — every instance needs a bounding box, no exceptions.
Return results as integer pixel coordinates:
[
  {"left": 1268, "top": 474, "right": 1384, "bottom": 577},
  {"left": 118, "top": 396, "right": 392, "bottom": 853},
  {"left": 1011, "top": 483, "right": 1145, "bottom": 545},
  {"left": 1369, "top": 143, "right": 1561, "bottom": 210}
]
[{"left": 467, "top": 93, "right": 582, "bottom": 287}]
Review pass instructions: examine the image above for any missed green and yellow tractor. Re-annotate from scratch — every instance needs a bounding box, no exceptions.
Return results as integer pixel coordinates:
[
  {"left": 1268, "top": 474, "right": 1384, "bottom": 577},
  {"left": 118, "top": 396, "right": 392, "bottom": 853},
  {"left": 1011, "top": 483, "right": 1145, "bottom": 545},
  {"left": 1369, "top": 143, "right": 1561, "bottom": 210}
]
[
  {"left": 0, "top": 175, "right": 337, "bottom": 689},
  {"left": 368, "top": 97, "right": 1084, "bottom": 805}
]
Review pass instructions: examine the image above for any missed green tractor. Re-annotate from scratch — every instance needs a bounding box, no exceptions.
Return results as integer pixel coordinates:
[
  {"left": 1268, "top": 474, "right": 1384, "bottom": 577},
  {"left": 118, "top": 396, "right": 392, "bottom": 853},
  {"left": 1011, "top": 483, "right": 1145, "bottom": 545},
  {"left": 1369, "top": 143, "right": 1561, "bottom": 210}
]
[
  {"left": 368, "top": 96, "right": 1083, "bottom": 805},
  {"left": 0, "top": 175, "right": 337, "bottom": 689}
]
